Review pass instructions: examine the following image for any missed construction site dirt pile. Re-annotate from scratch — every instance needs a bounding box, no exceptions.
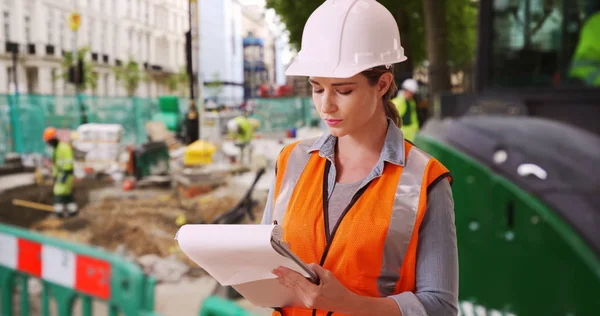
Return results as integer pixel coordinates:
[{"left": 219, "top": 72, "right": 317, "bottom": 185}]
[
  {"left": 29, "top": 188, "right": 266, "bottom": 268},
  {"left": 0, "top": 178, "right": 111, "bottom": 227}
]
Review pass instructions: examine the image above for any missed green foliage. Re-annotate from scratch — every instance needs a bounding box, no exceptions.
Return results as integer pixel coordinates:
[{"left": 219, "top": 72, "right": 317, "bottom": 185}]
[
  {"left": 379, "top": 0, "right": 426, "bottom": 65},
  {"left": 265, "top": 0, "right": 477, "bottom": 69},
  {"left": 166, "top": 66, "right": 190, "bottom": 97},
  {"left": 166, "top": 74, "right": 179, "bottom": 94},
  {"left": 447, "top": 0, "right": 478, "bottom": 68},
  {"left": 112, "top": 58, "right": 148, "bottom": 97},
  {"left": 54, "top": 46, "right": 98, "bottom": 91},
  {"left": 265, "top": 0, "right": 321, "bottom": 52}
]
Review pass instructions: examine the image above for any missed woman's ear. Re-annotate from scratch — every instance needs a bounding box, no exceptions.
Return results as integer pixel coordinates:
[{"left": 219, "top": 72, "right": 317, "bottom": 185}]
[{"left": 378, "top": 72, "right": 394, "bottom": 98}]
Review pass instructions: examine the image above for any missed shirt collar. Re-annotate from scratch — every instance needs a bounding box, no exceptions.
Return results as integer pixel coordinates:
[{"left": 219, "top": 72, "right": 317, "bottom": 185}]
[{"left": 307, "top": 118, "right": 405, "bottom": 166}]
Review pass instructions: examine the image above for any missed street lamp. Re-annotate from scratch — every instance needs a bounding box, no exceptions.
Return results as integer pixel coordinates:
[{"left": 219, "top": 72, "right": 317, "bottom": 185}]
[
  {"left": 67, "top": 11, "right": 87, "bottom": 124},
  {"left": 184, "top": 0, "right": 205, "bottom": 144}
]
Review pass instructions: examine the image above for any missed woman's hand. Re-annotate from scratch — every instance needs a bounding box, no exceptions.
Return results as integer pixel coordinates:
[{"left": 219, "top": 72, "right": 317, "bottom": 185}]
[{"left": 272, "top": 263, "right": 357, "bottom": 312}]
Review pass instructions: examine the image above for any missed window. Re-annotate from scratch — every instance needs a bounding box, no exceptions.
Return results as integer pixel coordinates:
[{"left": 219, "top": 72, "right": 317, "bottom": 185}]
[
  {"left": 172, "top": 12, "right": 176, "bottom": 31},
  {"left": 128, "top": 29, "right": 133, "bottom": 54},
  {"left": 59, "top": 17, "right": 64, "bottom": 49},
  {"left": 139, "top": 1, "right": 144, "bottom": 21},
  {"left": 113, "top": 26, "right": 118, "bottom": 58},
  {"left": 100, "top": 25, "right": 104, "bottom": 53},
  {"left": 489, "top": 0, "right": 600, "bottom": 88},
  {"left": 138, "top": 33, "right": 142, "bottom": 57},
  {"left": 24, "top": 16, "right": 30, "bottom": 43},
  {"left": 146, "top": 33, "right": 151, "bottom": 62},
  {"left": 47, "top": 10, "right": 53, "bottom": 44},
  {"left": 4, "top": 11, "right": 10, "bottom": 41}
]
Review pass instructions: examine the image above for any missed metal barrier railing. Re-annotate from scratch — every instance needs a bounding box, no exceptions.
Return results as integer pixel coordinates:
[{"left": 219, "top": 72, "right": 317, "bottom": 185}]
[{"left": 0, "top": 223, "right": 159, "bottom": 316}]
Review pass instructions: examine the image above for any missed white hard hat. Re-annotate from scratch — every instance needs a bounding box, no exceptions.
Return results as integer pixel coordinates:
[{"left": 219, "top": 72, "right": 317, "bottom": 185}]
[
  {"left": 402, "top": 79, "right": 418, "bottom": 93},
  {"left": 227, "top": 119, "right": 238, "bottom": 133},
  {"left": 285, "top": 0, "right": 407, "bottom": 78}
]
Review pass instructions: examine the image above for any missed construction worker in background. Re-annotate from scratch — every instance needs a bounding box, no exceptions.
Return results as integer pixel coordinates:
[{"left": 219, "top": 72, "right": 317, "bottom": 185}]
[
  {"left": 43, "top": 127, "right": 78, "bottom": 217},
  {"left": 392, "top": 78, "right": 420, "bottom": 141},
  {"left": 227, "top": 116, "right": 257, "bottom": 165},
  {"left": 569, "top": 10, "right": 600, "bottom": 86}
]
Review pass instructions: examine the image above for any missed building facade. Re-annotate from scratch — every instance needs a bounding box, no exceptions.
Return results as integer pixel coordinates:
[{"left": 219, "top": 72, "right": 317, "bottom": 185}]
[
  {"left": 0, "top": 0, "right": 189, "bottom": 97},
  {"left": 197, "top": 0, "right": 244, "bottom": 106},
  {"left": 195, "top": 0, "right": 288, "bottom": 105}
]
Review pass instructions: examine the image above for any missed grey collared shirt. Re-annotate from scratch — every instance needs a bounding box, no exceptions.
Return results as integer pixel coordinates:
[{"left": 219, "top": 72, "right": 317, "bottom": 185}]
[{"left": 261, "top": 120, "right": 458, "bottom": 316}]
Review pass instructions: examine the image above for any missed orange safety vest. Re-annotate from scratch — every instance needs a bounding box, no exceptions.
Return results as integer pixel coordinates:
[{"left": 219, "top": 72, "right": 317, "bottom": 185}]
[{"left": 270, "top": 139, "right": 452, "bottom": 316}]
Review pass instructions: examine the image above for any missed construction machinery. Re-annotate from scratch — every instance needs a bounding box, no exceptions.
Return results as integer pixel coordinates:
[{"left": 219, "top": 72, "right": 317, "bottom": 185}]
[{"left": 414, "top": 0, "right": 600, "bottom": 314}]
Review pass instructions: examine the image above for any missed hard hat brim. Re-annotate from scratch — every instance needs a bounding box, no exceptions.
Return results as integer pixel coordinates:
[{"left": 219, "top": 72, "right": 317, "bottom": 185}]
[{"left": 285, "top": 56, "right": 407, "bottom": 79}]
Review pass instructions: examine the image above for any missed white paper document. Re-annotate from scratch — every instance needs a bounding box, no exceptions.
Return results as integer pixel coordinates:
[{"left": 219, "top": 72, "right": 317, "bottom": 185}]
[{"left": 176, "top": 224, "right": 316, "bottom": 307}]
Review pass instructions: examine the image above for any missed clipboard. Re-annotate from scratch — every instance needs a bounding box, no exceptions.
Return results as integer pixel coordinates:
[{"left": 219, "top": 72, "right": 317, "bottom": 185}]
[
  {"left": 230, "top": 236, "right": 321, "bottom": 308},
  {"left": 270, "top": 236, "right": 320, "bottom": 285},
  {"left": 176, "top": 223, "right": 320, "bottom": 307}
]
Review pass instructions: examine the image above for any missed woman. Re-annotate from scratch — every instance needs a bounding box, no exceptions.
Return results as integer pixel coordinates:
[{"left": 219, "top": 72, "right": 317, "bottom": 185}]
[{"left": 260, "top": 0, "right": 458, "bottom": 315}]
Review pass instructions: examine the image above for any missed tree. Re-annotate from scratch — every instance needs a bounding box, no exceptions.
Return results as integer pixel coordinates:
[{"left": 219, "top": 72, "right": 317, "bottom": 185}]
[
  {"left": 54, "top": 46, "right": 98, "bottom": 93},
  {"left": 423, "top": 0, "right": 451, "bottom": 96},
  {"left": 447, "top": 0, "right": 478, "bottom": 70},
  {"left": 112, "top": 58, "right": 147, "bottom": 97},
  {"left": 265, "top": 0, "right": 477, "bottom": 96},
  {"left": 166, "top": 66, "right": 190, "bottom": 97},
  {"left": 378, "top": 0, "right": 426, "bottom": 82}
]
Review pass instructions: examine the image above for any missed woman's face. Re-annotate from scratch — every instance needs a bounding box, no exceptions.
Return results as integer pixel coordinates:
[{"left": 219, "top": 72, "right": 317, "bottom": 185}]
[{"left": 309, "top": 73, "right": 391, "bottom": 137}]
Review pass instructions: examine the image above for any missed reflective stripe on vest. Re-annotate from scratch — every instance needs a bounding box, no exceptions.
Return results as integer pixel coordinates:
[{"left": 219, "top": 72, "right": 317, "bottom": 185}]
[{"left": 271, "top": 140, "right": 451, "bottom": 316}]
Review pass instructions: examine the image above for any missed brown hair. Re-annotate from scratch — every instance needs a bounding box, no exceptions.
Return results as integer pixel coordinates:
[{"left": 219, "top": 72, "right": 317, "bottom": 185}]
[{"left": 361, "top": 65, "right": 401, "bottom": 127}]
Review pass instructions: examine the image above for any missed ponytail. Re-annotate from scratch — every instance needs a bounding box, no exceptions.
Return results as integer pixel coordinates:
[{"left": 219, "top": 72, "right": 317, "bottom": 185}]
[
  {"left": 384, "top": 99, "right": 402, "bottom": 127},
  {"left": 361, "top": 66, "right": 402, "bottom": 127}
]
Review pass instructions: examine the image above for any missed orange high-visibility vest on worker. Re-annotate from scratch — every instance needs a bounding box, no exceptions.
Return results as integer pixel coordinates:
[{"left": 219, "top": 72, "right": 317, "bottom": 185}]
[{"left": 268, "top": 135, "right": 452, "bottom": 316}]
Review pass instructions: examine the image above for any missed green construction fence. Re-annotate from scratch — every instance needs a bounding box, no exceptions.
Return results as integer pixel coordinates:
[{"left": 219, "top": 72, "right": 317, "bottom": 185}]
[
  {"left": 413, "top": 133, "right": 600, "bottom": 315},
  {"left": 251, "top": 97, "right": 320, "bottom": 133},
  {"left": 0, "top": 223, "right": 159, "bottom": 316},
  {"left": 0, "top": 94, "right": 193, "bottom": 163},
  {"left": 0, "top": 96, "right": 12, "bottom": 162},
  {"left": 0, "top": 95, "right": 318, "bottom": 163}
]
